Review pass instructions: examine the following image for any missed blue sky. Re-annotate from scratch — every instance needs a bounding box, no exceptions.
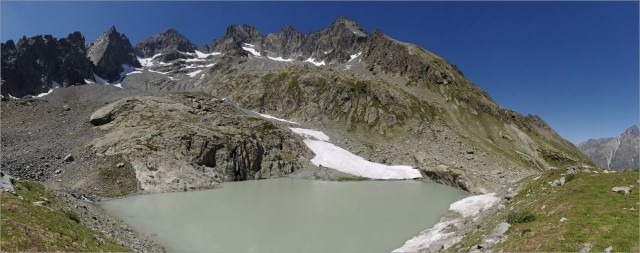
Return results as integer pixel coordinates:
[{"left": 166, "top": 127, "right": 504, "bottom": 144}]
[{"left": 2, "top": 1, "right": 638, "bottom": 143}]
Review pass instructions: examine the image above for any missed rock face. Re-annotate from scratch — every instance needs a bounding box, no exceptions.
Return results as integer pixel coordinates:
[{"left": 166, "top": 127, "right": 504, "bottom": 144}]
[
  {"left": 210, "top": 24, "right": 263, "bottom": 53},
  {"left": 197, "top": 16, "right": 593, "bottom": 191},
  {"left": 1, "top": 32, "right": 93, "bottom": 97},
  {"left": 362, "top": 30, "right": 457, "bottom": 85},
  {"left": 87, "top": 26, "right": 140, "bottom": 82},
  {"left": 579, "top": 125, "right": 640, "bottom": 171},
  {"left": 134, "top": 28, "right": 198, "bottom": 62},
  {"left": 88, "top": 93, "right": 312, "bottom": 193},
  {"left": 209, "top": 16, "right": 367, "bottom": 64}
]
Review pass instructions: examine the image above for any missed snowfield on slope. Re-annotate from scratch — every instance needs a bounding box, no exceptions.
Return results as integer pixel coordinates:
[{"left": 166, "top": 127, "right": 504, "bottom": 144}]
[
  {"left": 254, "top": 113, "right": 421, "bottom": 179},
  {"left": 252, "top": 113, "right": 420, "bottom": 179}
]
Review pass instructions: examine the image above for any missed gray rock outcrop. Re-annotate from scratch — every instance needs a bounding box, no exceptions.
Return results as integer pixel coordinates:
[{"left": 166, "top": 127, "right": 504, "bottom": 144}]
[
  {"left": 87, "top": 93, "right": 312, "bottom": 193},
  {"left": 87, "top": 26, "right": 141, "bottom": 82},
  {"left": 1, "top": 172, "right": 16, "bottom": 194}
]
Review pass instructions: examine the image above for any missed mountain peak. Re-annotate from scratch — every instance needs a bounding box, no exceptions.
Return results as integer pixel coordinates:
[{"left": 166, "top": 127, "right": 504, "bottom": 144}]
[
  {"left": 164, "top": 28, "right": 180, "bottom": 35},
  {"left": 625, "top": 125, "right": 639, "bottom": 136},
  {"left": 331, "top": 16, "right": 366, "bottom": 37},
  {"left": 281, "top": 24, "right": 297, "bottom": 33},
  {"left": 211, "top": 24, "right": 263, "bottom": 52},
  {"left": 106, "top": 25, "right": 118, "bottom": 34},
  {"left": 135, "top": 28, "right": 198, "bottom": 58},
  {"left": 87, "top": 25, "right": 140, "bottom": 82},
  {"left": 333, "top": 16, "right": 355, "bottom": 25}
]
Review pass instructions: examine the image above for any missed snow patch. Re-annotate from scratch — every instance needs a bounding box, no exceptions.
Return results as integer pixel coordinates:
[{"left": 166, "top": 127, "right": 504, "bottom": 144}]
[
  {"left": 179, "top": 51, "right": 196, "bottom": 56},
  {"left": 349, "top": 52, "right": 362, "bottom": 62},
  {"left": 255, "top": 112, "right": 300, "bottom": 125},
  {"left": 113, "top": 83, "right": 123, "bottom": 89},
  {"left": 185, "top": 58, "right": 206, "bottom": 62},
  {"left": 34, "top": 81, "right": 61, "bottom": 98},
  {"left": 119, "top": 64, "right": 136, "bottom": 79},
  {"left": 187, "top": 69, "right": 203, "bottom": 77},
  {"left": 267, "top": 56, "right": 294, "bottom": 62},
  {"left": 148, "top": 69, "right": 170, "bottom": 75},
  {"left": 289, "top": 128, "right": 329, "bottom": 141},
  {"left": 345, "top": 65, "right": 352, "bottom": 70},
  {"left": 393, "top": 193, "right": 500, "bottom": 252},
  {"left": 242, "top": 43, "right": 261, "bottom": 56},
  {"left": 303, "top": 140, "right": 421, "bottom": 179},
  {"left": 449, "top": 193, "right": 500, "bottom": 219},
  {"left": 304, "top": 57, "right": 325, "bottom": 66},
  {"left": 256, "top": 113, "right": 419, "bottom": 179},
  {"left": 195, "top": 50, "right": 221, "bottom": 58},
  {"left": 137, "top": 53, "right": 162, "bottom": 67},
  {"left": 93, "top": 74, "right": 109, "bottom": 85}
]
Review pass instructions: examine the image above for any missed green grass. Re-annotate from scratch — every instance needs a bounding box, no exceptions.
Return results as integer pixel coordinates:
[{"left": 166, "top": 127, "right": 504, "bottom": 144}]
[
  {"left": 455, "top": 170, "right": 639, "bottom": 252},
  {"left": 1, "top": 181, "right": 130, "bottom": 252},
  {"left": 506, "top": 210, "right": 536, "bottom": 224}
]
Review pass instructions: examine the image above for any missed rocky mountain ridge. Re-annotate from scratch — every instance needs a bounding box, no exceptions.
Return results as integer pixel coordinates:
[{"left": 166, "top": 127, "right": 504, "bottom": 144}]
[
  {"left": 1, "top": 32, "right": 93, "bottom": 98},
  {"left": 209, "top": 16, "right": 368, "bottom": 65},
  {"left": 578, "top": 125, "right": 639, "bottom": 171},
  {"left": 2, "top": 16, "right": 594, "bottom": 193}
]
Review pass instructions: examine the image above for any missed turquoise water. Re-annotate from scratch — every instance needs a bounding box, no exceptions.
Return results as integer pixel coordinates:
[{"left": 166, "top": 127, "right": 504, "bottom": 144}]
[{"left": 102, "top": 178, "right": 466, "bottom": 253}]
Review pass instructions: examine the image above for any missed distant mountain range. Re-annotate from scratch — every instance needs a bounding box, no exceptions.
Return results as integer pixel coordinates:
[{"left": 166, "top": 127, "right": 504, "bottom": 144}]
[{"left": 578, "top": 125, "right": 639, "bottom": 171}]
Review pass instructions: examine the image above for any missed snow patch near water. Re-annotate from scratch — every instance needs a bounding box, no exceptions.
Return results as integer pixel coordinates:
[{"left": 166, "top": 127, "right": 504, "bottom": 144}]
[
  {"left": 303, "top": 140, "right": 421, "bottom": 179},
  {"left": 393, "top": 193, "right": 500, "bottom": 252},
  {"left": 449, "top": 193, "right": 500, "bottom": 219},
  {"left": 289, "top": 128, "right": 329, "bottom": 141},
  {"left": 255, "top": 112, "right": 419, "bottom": 179}
]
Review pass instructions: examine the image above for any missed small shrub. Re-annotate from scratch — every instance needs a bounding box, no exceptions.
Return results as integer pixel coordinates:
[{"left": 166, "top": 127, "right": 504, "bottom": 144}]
[
  {"left": 506, "top": 211, "right": 536, "bottom": 224},
  {"left": 64, "top": 210, "right": 81, "bottom": 223},
  {"left": 521, "top": 228, "right": 532, "bottom": 235},
  {"left": 565, "top": 174, "right": 575, "bottom": 182}
]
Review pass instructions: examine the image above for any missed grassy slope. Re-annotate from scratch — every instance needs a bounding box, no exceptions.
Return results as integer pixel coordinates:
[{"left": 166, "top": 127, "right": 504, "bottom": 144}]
[
  {"left": 456, "top": 169, "right": 639, "bottom": 252},
  {"left": 1, "top": 181, "right": 130, "bottom": 252}
]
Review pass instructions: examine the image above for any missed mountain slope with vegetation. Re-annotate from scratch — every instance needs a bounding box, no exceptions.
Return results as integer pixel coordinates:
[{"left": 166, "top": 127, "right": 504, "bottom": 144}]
[
  {"left": 1, "top": 181, "right": 129, "bottom": 252},
  {"left": 454, "top": 168, "right": 639, "bottom": 252}
]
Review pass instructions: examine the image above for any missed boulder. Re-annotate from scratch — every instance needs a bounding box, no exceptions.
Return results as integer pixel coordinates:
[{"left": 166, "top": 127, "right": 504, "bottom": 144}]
[
  {"left": 611, "top": 186, "right": 632, "bottom": 195},
  {"left": 1, "top": 173, "right": 16, "bottom": 194}
]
